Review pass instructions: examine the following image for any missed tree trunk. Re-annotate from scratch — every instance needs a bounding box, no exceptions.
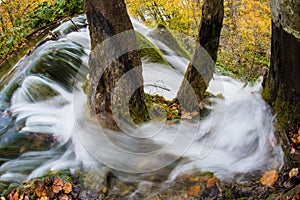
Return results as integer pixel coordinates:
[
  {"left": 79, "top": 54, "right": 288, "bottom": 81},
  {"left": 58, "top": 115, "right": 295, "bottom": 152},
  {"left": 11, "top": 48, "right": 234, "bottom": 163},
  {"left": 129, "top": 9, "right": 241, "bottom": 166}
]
[
  {"left": 84, "top": 0, "right": 149, "bottom": 130},
  {"left": 177, "top": 0, "right": 224, "bottom": 112},
  {"left": 263, "top": 0, "right": 300, "bottom": 167}
]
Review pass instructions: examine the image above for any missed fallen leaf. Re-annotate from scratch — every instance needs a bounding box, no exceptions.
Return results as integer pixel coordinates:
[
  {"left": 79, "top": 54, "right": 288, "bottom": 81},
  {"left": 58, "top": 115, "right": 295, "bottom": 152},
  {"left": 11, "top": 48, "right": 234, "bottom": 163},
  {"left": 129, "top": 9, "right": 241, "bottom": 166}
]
[
  {"left": 291, "top": 148, "right": 296, "bottom": 154},
  {"left": 181, "top": 111, "right": 192, "bottom": 119},
  {"left": 188, "top": 185, "right": 201, "bottom": 197},
  {"left": 291, "top": 133, "right": 300, "bottom": 144},
  {"left": 206, "top": 177, "right": 217, "bottom": 188},
  {"left": 292, "top": 191, "right": 300, "bottom": 200},
  {"left": 41, "top": 197, "right": 49, "bottom": 200},
  {"left": 279, "top": 193, "right": 284, "bottom": 200},
  {"left": 63, "top": 182, "right": 72, "bottom": 194},
  {"left": 199, "top": 103, "right": 204, "bottom": 110},
  {"left": 52, "top": 178, "right": 64, "bottom": 193},
  {"left": 289, "top": 168, "right": 299, "bottom": 178},
  {"left": 52, "top": 185, "right": 62, "bottom": 193},
  {"left": 35, "top": 186, "right": 44, "bottom": 197},
  {"left": 11, "top": 192, "right": 18, "bottom": 200},
  {"left": 191, "top": 111, "right": 199, "bottom": 116},
  {"left": 53, "top": 179, "right": 64, "bottom": 186},
  {"left": 260, "top": 170, "right": 278, "bottom": 187},
  {"left": 59, "top": 195, "right": 69, "bottom": 200}
]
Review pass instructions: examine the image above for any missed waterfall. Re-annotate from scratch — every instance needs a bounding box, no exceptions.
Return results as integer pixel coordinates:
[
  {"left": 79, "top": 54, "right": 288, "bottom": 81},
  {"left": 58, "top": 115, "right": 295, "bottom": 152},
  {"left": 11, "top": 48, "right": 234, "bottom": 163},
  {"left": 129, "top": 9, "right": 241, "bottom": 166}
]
[{"left": 0, "top": 15, "right": 283, "bottom": 190}]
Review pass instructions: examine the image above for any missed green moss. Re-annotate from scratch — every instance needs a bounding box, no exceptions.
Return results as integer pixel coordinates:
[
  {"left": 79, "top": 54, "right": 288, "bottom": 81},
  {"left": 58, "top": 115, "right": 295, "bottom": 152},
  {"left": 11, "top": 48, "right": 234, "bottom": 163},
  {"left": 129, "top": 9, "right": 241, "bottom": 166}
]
[
  {"left": 261, "top": 75, "right": 271, "bottom": 103},
  {"left": 135, "top": 31, "right": 169, "bottom": 65},
  {"left": 144, "top": 93, "right": 181, "bottom": 121},
  {"left": 81, "top": 75, "right": 91, "bottom": 95},
  {"left": 274, "top": 99, "right": 300, "bottom": 132},
  {"left": 3, "top": 81, "right": 19, "bottom": 100},
  {"left": 151, "top": 23, "right": 191, "bottom": 60}
]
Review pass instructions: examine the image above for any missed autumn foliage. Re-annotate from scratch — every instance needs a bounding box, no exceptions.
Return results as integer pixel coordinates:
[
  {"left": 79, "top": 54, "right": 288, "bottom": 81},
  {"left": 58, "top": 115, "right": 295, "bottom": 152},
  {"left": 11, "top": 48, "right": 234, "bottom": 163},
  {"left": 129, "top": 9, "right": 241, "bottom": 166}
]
[{"left": 126, "top": 0, "right": 271, "bottom": 81}]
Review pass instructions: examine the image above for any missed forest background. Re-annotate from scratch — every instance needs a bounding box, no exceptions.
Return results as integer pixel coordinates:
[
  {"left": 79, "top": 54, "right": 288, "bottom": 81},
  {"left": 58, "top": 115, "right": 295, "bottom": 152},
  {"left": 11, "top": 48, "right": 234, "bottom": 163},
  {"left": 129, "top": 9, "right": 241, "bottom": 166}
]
[{"left": 0, "top": 0, "right": 270, "bottom": 82}]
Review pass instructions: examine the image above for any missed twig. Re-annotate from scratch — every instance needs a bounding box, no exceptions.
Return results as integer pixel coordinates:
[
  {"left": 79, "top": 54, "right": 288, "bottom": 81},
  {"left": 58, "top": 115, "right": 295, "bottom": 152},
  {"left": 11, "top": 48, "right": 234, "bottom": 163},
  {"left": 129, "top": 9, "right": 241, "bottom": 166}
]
[
  {"left": 144, "top": 84, "right": 171, "bottom": 91},
  {"left": 70, "top": 18, "right": 80, "bottom": 32}
]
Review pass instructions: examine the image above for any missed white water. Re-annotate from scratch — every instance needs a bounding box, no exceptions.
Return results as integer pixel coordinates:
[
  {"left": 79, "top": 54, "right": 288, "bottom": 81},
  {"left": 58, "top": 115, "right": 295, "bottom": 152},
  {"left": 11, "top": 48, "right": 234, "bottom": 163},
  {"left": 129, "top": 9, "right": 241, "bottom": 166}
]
[{"left": 0, "top": 16, "right": 283, "bottom": 185}]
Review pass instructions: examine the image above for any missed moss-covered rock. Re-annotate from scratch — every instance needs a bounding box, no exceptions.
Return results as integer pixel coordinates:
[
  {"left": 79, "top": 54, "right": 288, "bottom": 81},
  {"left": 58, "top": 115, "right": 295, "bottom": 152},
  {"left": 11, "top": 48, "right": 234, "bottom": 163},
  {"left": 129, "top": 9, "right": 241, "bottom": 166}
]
[
  {"left": 135, "top": 31, "right": 169, "bottom": 65},
  {"left": 150, "top": 23, "right": 191, "bottom": 60}
]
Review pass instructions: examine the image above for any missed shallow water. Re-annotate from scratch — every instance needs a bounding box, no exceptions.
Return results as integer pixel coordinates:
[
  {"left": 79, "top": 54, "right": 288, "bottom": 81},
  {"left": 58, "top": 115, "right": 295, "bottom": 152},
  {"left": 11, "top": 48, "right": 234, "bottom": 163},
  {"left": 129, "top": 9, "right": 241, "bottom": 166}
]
[{"left": 0, "top": 15, "right": 283, "bottom": 190}]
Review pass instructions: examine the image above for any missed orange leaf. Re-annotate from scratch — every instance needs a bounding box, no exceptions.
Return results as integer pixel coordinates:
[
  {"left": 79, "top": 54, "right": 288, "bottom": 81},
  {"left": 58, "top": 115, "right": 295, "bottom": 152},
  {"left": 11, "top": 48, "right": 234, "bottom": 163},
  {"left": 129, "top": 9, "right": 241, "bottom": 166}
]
[
  {"left": 188, "top": 185, "right": 201, "bottom": 197},
  {"left": 11, "top": 192, "right": 18, "bottom": 200},
  {"left": 53, "top": 179, "right": 64, "bottom": 186},
  {"left": 41, "top": 197, "right": 49, "bottom": 200},
  {"left": 206, "top": 177, "right": 217, "bottom": 188},
  {"left": 35, "top": 186, "right": 44, "bottom": 197},
  {"left": 63, "top": 182, "right": 72, "bottom": 194},
  {"left": 260, "top": 170, "right": 278, "bottom": 187},
  {"left": 292, "top": 191, "right": 300, "bottom": 200},
  {"left": 52, "top": 185, "right": 62, "bottom": 194}
]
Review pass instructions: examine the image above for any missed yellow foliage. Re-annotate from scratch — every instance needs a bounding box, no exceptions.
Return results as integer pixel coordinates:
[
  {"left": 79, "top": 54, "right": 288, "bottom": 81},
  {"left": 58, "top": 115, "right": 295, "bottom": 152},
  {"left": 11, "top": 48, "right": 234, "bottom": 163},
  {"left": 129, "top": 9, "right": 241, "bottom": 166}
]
[
  {"left": 126, "top": 0, "right": 271, "bottom": 81},
  {"left": 126, "top": 0, "right": 202, "bottom": 38},
  {"left": 219, "top": 0, "right": 271, "bottom": 80}
]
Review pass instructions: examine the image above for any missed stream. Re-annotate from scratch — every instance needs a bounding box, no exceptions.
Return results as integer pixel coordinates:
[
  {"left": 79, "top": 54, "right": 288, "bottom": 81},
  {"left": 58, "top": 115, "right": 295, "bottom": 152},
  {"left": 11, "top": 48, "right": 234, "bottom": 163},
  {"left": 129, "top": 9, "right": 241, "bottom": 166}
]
[{"left": 0, "top": 15, "right": 283, "bottom": 195}]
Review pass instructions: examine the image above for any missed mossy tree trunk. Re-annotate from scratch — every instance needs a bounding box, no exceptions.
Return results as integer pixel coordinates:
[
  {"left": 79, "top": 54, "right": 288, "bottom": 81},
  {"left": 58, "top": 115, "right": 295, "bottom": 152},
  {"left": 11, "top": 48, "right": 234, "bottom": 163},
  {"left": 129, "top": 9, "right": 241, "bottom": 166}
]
[
  {"left": 84, "top": 0, "right": 149, "bottom": 129},
  {"left": 177, "top": 0, "right": 224, "bottom": 112},
  {"left": 263, "top": 0, "right": 300, "bottom": 167}
]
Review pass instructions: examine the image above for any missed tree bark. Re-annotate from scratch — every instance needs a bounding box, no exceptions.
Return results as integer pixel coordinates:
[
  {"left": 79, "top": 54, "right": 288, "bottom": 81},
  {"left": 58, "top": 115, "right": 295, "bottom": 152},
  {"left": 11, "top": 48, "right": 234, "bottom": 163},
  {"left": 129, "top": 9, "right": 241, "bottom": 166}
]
[
  {"left": 263, "top": 0, "right": 300, "bottom": 167},
  {"left": 84, "top": 0, "right": 149, "bottom": 130},
  {"left": 177, "top": 0, "right": 224, "bottom": 112}
]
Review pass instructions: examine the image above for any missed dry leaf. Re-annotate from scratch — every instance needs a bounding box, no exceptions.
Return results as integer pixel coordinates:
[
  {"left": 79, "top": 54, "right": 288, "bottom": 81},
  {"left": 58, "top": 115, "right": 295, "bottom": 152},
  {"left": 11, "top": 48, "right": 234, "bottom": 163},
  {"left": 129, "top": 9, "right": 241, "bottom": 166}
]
[
  {"left": 206, "top": 177, "right": 217, "bottom": 188},
  {"left": 191, "top": 111, "right": 199, "bottom": 116},
  {"left": 291, "top": 148, "right": 296, "bottom": 154},
  {"left": 289, "top": 168, "right": 299, "bottom": 178},
  {"left": 35, "top": 186, "right": 44, "bottom": 197},
  {"left": 279, "top": 193, "right": 284, "bottom": 200},
  {"left": 199, "top": 103, "right": 204, "bottom": 110},
  {"left": 11, "top": 192, "right": 18, "bottom": 200},
  {"left": 181, "top": 111, "right": 192, "bottom": 119},
  {"left": 40, "top": 197, "right": 49, "bottom": 200},
  {"left": 8, "top": 192, "right": 18, "bottom": 200},
  {"left": 260, "top": 170, "right": 278, "bottom": 187},
  {"left": 63, "top": 182, "right": 72, "bottom": 194},
  {"left": 59, "top": 195, "right": 69, "bottom": 200},
  {"left": 292, "top": 191, "right": 300, "bottom": 200},
  {"left": 52, "top": 185, "right": 62, "bottom": 193},
  {"left": 188, "top": 185, "right": 201, "bottom": 197},
  {"left": 291, "top": 133, "right": 300, "bottom": 144},
  {"left": 53, "top": 179, "right": 64, "bottom": 186},
  {"left": 52, "top": 178, "right": 64, "bottom": 193}
]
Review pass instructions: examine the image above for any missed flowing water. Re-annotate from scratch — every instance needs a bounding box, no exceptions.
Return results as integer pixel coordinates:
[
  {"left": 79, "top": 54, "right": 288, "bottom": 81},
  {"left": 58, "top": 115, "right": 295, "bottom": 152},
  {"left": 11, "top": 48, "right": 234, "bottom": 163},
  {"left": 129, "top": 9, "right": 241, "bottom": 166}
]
[{"left": 0, "top": 15, "right": 283, "bottom": 193}]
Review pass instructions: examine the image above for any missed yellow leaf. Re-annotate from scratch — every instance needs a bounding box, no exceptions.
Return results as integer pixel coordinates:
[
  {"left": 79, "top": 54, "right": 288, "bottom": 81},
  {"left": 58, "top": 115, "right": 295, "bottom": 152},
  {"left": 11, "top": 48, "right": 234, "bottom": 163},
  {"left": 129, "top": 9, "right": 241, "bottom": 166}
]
[
  {"left": 291, "top": 133, "right": 300, "bottom": 144},
  {"left": 260, "top": 170, "right": 278, "bottom": 187}
]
